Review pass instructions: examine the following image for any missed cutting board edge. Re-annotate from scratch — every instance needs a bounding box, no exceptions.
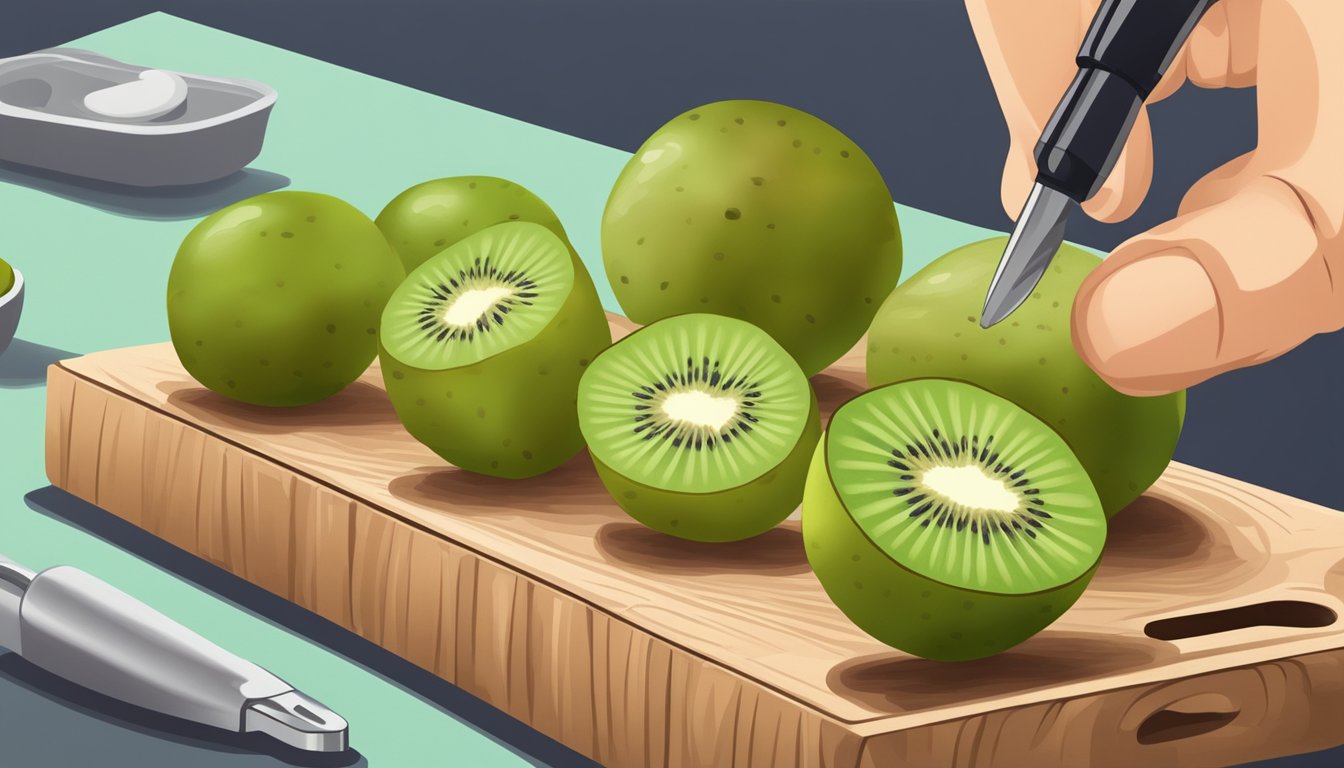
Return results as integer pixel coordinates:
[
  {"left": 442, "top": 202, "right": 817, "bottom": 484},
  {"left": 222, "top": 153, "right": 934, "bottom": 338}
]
[{"left": 42, "top": 349, "right": 1344, "bottom": 767}]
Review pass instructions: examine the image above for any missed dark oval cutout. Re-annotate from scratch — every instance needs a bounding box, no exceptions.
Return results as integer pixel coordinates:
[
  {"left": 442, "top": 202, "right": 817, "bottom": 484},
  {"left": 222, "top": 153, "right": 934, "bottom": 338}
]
[
  {"left": 1137, "top": 709, "right": 1239, "bottom": 745},
  {"left": 1145, "top": 600, "right": 1336, "bottom": 641}
]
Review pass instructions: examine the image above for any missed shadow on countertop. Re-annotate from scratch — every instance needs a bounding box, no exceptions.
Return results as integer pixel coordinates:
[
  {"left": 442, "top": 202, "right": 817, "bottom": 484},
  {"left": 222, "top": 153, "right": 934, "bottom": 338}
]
[
  {"left": 22, "top": 485, "right": 599, "bottom": 768},
  {"left": 0, "top": 339, "right": 79, "bottom": 388},
  {"left": 0, "top": 162, "right": 289, "bottom": 220}
]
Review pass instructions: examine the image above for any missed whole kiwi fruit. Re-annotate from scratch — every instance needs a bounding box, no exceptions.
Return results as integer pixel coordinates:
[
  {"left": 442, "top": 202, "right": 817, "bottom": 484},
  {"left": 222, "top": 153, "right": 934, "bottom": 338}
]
[{"left": 602, "top": 100, "right": 903, "bottom": 376}]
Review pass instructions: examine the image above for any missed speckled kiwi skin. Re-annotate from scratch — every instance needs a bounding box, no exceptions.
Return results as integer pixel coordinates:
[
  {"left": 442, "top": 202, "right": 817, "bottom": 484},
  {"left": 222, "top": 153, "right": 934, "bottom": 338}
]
[
  {"left": 866, "top": 237, "right": 1186, "bottom": 518},
  {"left": 378, "top": 260, "right": 612, "bottom": 479},
  {"left": 376, "top": 176, "right": 570, "bottom": 272},
  {"left": 802, "top": 442, "right": 1097, "bottom": 661},
  {"left": 591, "top": 392, "right": 821, "bottom": 543},
  {"left": 167, "top": 191, "right": 406, "bottom": 407},
  {"left": 601, "top": 100, "right": 903, "bottom": 376}
]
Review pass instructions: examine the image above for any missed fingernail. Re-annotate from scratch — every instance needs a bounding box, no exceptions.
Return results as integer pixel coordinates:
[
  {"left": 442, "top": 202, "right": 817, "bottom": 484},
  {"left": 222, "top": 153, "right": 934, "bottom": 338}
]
[{"left": 1079, "top": 253, "right": 1220, "bottom": 381}]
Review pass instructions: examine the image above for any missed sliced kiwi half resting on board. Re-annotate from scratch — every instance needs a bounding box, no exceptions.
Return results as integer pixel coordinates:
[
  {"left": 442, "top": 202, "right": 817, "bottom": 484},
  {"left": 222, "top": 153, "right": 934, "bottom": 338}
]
[
  {"left": 803, "top": 378, "right": 1106, "bottom": 661},
  {"left": 379, "top": 220, "right": 612, "bottom": 478},
  {"left": 578, "top": 313, "right": 821, "bottom": 543}
]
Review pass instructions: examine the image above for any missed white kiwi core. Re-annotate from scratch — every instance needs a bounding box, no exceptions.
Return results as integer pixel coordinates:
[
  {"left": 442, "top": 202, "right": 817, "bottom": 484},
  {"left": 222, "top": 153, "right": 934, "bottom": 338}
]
[
  {"left": 442, "top": 286, "right": 514, "bottom": 328},
  {"left": 660, "top": 390, "right": 740, "bottom": 431},
  {"left": 921, "top": 465, "right": 1019, "bottom": 513}
]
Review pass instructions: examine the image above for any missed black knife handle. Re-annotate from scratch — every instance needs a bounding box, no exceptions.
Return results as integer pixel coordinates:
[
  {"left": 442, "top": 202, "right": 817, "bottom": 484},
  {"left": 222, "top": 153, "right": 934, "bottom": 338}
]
[{"left": 1034, "top": 0, "right": 1216, "bottom": 202}]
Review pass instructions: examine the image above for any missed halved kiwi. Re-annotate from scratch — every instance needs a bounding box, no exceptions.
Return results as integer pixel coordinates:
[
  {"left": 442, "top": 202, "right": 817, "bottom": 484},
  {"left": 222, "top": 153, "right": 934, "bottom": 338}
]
[
  {"left": 379, "top": 221, "right": 612, "bottom": 478},
  {"left": 578, "top": 313, "right": 821, "bottom": 542},
  {"left": 803, "top": 378, "right": 1105, "bottom": 661}
]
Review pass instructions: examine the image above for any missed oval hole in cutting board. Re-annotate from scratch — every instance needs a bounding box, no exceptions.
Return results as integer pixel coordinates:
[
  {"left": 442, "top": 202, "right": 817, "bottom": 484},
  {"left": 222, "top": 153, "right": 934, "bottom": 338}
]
[
  {"left": 1144, "top": 600, "right": 1336, "bottom": 641},
  {"left": 1137, "top": 696, "right": 1240, "bottom": 745}
]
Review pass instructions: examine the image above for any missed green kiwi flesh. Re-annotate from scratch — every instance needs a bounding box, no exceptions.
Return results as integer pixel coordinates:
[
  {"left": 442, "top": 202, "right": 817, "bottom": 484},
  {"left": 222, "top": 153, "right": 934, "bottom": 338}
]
[
  {"left": 578, "top": 313, "right": 821, "bottom": 542},
  {"left": 803, "top": 378, "right": 1105, "bottom": 661},
  {"left": 379, "top": 221, "right": 612, "bottom": 478}
]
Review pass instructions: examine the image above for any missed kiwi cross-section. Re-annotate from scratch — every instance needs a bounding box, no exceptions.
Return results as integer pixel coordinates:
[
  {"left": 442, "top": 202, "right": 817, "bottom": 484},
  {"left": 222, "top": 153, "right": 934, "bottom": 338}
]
[
  {"left": 803, "top": 378, "right": 1106, "bottom": 661},
  {"left": 379, "top": 221, "right": 612, "bottom": 478},
  {"left": 578, "top": 313, "right": 821, "bottom": 542}
]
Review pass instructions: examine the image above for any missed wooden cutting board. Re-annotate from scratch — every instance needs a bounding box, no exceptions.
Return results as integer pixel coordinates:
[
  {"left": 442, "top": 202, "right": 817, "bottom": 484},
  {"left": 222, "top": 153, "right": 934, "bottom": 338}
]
[{"left": 43, "top": 315, "right": 1344, "bottom": 768}]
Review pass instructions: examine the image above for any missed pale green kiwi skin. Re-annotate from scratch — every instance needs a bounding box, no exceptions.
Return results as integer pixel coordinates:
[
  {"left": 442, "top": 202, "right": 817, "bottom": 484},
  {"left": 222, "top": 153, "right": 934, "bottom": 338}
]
[
  {"left": 602, "top": 100, "right": 903, "bottom": 376},
  {"left": 802, "top": 443, "right": 1097, "bottom": 661},
  {"left": 866, "top": 237, "right": 1185, "bottom": 518},
  {"left": 379, "top": 256, "right": 612, "bottom": 479},
  {"left": 592, "top": 393, "right": 821, "bottom": 543},
  {"left": 168, "top": 191, "right": 406, "bottom": 408},
  {"left": 376, "top": 176, "right": 571, "bottom": 272}
]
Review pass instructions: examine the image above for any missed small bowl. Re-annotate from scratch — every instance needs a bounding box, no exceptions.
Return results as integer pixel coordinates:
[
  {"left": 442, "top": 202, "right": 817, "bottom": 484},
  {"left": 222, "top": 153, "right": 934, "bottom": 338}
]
[
  {"left": 0, "top": 267, "right": 24, "bottom": 358},
  {"left": 0, "top": 48, "right": 277, "bottom": 187}
]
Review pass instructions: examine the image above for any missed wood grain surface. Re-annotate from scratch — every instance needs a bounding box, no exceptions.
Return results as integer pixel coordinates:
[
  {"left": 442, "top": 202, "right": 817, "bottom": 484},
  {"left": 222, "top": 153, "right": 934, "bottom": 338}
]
[{"left": 43, "top": 315, "right": 1344, "bottom": 767}]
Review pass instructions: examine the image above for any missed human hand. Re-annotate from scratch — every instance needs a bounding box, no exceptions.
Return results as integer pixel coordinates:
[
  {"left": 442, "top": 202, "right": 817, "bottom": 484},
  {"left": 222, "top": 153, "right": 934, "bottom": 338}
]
[{"left": 965, "top": 0, "right": 1344, "bottom": 396}]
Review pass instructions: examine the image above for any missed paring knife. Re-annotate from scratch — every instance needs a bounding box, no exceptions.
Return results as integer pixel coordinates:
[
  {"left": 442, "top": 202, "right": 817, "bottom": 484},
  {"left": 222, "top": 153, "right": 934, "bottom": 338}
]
[
  {"left": 980, "top": 0, "right": 1218, "bottom": 328},
  {"left": 0, "top": 556, "right": 349, "bottom": 753}
]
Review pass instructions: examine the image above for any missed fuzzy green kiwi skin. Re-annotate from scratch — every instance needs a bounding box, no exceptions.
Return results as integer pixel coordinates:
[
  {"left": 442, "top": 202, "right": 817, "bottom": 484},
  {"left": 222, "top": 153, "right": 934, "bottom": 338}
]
[
  {"left": 866, "top": 237, "right": 1185, "bottom": 518},
  {"left": 602, "top": 100, "right": 902, "bottom": 376},
  {"left": 379, "top": 248, "right": 612, "bottom": 479},
  {"left": 168, "top": 191, "right": 406, "bottom": 407},
  {"left": 593, "top": 392, "right": 821, "bottom": 543},
  {"left": 801, "top": 442, "right": 1097, "bottom": 661},
  {"left": 376, "top": 176, "right": 571, "bottom": 272}
]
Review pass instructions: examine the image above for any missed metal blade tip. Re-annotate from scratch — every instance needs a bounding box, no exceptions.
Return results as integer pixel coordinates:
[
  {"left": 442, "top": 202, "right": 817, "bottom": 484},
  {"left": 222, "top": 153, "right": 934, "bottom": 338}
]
[
  {"left": 979, "top": 183, "right": 1073, "bottom": 328},
  {"left": 244, "top": 690, "right": 349, "bottom": 753}
]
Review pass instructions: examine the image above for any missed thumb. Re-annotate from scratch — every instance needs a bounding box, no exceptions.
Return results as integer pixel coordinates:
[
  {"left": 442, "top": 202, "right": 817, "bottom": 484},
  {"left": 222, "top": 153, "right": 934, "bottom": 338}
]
[{"left": 1071, "top": 174, "right": 1344, "bottom": 396}]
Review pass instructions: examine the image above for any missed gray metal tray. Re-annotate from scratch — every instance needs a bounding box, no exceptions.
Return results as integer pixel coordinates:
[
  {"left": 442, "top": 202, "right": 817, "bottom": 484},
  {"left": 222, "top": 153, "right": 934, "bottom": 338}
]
[{"left": 0, "top": 48, "right": 276, "bottom": 187}]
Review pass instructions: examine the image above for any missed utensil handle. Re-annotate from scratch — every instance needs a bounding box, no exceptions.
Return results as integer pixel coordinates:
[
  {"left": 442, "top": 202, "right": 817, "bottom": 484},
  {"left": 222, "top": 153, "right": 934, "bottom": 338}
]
[
  {"left": 18, "top": 566, "right": 290, "bottom": 732},
  {"left": 1034, "top": 0, "right": 1217, "bottom": 202},
  {"left": 1081, "top": 0, "right": 1215, "bottom": 98}
]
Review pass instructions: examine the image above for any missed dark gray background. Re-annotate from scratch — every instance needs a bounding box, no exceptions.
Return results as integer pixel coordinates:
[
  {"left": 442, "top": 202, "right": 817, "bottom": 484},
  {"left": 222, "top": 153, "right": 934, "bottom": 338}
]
[{"left": 2, "top": 2, "right": 1341, "bottom": 767}]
